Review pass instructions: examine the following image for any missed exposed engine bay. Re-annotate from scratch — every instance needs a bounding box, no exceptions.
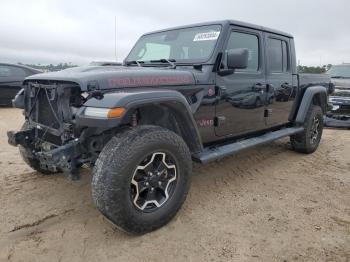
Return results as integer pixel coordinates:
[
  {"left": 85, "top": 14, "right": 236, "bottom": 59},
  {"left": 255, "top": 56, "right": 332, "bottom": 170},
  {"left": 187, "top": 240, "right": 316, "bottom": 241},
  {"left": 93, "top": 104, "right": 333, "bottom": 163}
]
[{"left": 8, "top": 81, "right": 121, "bottom": 179}]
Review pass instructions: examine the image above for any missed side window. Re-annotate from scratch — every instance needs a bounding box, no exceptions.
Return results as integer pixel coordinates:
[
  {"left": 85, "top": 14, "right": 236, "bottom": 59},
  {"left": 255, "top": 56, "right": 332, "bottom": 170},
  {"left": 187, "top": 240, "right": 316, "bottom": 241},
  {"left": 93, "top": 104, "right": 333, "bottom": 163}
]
[
  {"left": 10, "top": 66, "right": 27, "bottom": 77},
  {"left": 282, "top": 41, "right": 289, "bottom": 72},
  {"left": 267, "top": 38, "right": 289, "bottom": 73},
  {"left": 0, "top": 66, "right": 11, "bottom": 77},
  {"left": 226, "top": 31, "right": 259, "bottom": 71}
]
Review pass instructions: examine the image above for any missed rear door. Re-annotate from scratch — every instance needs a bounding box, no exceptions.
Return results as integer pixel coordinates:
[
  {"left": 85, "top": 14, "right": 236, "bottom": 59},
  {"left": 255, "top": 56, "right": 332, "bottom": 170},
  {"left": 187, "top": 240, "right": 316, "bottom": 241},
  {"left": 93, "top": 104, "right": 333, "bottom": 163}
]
[
  {"left": 264, "top": 34, "right": 294, "bottom": 126},
  {"left": 215, "top": 27, "right": 267, "bottom": 137}
]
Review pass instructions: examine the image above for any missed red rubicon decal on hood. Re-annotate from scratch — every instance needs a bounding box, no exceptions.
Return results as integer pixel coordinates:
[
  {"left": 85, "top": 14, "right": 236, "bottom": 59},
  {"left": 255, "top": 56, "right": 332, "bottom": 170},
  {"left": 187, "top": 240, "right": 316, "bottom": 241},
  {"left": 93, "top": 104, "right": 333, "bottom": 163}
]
[{"left": 108, "top": 75, "right": 193, "bottom": 87}]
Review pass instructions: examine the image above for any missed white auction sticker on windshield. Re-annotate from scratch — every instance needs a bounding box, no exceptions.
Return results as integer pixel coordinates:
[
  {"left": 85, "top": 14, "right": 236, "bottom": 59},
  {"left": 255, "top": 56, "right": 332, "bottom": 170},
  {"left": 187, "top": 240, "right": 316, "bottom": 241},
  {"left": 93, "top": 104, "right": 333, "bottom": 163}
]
[{"left": 193, "top": 31, "right": 220, "bottom": 41}]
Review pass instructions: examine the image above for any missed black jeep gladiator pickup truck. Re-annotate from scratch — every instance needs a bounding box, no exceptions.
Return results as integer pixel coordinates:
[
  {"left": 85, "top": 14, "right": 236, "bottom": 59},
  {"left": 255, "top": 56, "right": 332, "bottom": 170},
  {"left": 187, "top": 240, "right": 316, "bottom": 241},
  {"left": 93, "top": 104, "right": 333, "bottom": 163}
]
[{"left": 8, "top": 20, "right": 331, "bottom": 234}]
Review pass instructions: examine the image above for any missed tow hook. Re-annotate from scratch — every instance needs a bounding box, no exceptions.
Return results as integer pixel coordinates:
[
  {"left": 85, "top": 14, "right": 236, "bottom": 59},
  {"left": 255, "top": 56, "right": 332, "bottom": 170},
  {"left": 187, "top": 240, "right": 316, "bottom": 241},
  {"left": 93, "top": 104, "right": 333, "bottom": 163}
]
[{"left": 7, "top": 129, "right": 34, "bottom": 147}]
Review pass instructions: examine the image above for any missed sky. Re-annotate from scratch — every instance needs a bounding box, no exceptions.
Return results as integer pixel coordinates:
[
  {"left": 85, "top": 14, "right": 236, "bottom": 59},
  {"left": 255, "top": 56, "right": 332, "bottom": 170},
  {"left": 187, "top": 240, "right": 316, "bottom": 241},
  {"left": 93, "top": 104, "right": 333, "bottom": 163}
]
[{"left": 0, "top": 0, "right": 349, "bottom": 66}]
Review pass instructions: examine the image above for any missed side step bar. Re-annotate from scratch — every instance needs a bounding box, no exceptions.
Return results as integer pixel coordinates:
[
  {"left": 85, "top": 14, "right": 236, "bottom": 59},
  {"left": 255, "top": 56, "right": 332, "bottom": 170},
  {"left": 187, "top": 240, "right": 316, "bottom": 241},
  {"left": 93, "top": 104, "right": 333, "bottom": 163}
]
[{"left": 193, "top": 127, "right": 304, "bottom": 164}]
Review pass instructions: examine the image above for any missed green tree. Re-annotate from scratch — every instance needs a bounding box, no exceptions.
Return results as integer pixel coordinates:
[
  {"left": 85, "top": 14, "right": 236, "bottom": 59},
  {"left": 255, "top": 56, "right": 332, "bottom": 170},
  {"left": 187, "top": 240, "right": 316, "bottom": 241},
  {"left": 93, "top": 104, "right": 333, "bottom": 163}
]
[{"left": 297, "top": 65, "right": 326, "bottom": 74}]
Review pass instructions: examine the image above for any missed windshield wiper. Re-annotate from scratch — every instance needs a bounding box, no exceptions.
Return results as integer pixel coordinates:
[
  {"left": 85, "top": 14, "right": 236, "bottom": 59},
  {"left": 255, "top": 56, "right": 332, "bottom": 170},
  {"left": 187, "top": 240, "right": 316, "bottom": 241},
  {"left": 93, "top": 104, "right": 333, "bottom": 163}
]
[
  {"left": 150, "top": 59, "right": 176, "bottom": 69},
  {"left": 125, "top": 60, "right": 144, "bottom": 67}
]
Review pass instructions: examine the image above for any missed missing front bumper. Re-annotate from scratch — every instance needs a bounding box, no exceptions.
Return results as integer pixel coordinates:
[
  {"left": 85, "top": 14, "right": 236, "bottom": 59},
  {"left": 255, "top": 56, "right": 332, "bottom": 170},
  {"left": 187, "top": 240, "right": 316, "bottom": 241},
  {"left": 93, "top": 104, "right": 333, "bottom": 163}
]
[
  {"left": 7, "top": 129, "right": 82, "bottom": 180},
  {"left": 35, "top": 138, "right": 81, "bottom": 177}
]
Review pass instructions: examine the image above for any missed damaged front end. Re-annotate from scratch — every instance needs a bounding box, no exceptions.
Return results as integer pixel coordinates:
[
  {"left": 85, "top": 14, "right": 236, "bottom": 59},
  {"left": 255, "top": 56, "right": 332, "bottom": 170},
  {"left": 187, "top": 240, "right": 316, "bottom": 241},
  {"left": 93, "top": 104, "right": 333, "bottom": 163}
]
[{"left": 8, "top": 81, "right": 88, "bottom": 179}]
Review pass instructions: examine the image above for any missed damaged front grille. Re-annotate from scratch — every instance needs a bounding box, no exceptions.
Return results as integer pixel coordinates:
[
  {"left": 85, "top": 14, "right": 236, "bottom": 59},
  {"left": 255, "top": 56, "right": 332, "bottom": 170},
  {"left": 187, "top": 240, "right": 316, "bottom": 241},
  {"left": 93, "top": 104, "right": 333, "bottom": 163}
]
[
  {"left": 26, "top": 84, "right": 61, "bottom": 129},
  {"left": 24, "top": 82, "right": 84, "bottom": 146},
  {"left": 26, "top": 82, "right": 83, "bottom": 128},
  {"left": 36, "top": 87, "right": 60, "bottom": 129}
]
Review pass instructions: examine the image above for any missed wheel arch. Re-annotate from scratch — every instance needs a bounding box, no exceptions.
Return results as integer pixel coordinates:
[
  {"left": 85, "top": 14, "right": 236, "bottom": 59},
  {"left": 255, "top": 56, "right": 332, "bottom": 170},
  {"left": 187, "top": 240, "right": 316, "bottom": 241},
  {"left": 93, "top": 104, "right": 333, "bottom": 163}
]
[
  {"left": 78, "top": 88, "right": 203, "bottom": 154},
  {"left": 295, "top": 85, "right": 327, "bottom": 124},
  {"left": 123, "top": 102, "right": 203, "bottom": 154}
]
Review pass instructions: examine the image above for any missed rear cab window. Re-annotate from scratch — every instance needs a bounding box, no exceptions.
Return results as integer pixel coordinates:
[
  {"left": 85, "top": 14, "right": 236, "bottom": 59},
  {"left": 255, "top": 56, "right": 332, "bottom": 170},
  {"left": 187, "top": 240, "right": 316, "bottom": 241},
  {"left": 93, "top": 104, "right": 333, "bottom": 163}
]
[{"left": 267, "top": 37, "right": 290, "bottom": 73}]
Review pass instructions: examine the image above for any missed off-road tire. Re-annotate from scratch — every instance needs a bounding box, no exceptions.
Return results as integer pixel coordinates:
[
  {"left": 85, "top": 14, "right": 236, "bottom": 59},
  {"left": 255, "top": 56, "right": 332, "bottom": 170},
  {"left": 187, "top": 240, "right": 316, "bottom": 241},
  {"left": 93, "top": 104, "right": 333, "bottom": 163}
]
[
  {"left": 19, "top": 121, "right": 57, "bottom": 175},
  {"left": 291, "top": 105, "right": 323, "bottom": 154},
  {"left": 92, "top": 125, "right": 192, "bottom": 234}
]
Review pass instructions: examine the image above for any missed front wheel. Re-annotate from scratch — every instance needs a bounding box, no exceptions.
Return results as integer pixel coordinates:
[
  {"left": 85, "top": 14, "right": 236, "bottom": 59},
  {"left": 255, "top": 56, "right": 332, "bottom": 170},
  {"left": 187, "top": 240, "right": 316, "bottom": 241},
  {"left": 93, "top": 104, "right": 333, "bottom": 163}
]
[
  {"left": 291, "top": 105, "right": 324, "bottom": 154},
  {"left": 92, "top": 125, "right": 192, "bottom": 234}
]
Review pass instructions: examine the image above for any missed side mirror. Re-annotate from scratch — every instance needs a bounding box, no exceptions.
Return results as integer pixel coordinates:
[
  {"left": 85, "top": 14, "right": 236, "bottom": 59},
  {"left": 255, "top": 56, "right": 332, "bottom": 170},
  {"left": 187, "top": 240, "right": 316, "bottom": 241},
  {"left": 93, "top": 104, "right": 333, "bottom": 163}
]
[
  {"left": 227, "top": 48, "right": 249, "bottom": 70},
  {"left": 12, "top": 88, "right": 25, "bottom": 109}
]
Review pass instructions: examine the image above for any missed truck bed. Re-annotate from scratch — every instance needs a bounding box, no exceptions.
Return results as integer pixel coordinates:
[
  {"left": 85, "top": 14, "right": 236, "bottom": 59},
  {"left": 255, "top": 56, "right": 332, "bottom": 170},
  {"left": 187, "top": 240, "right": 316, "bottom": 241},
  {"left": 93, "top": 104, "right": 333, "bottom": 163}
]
[{"left": 299, "top": 73, "right": 331, "bottom": 88}]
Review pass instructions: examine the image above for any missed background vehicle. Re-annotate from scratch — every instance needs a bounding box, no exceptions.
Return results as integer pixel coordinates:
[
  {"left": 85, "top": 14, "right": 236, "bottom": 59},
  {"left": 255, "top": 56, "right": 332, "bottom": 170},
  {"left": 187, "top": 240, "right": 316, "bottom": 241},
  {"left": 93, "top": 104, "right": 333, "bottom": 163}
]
[
  {"left": 8, "top": 20, "right": 331, "bottom": 234},
  {"left": 0, "top": 63, "right": 41, "bottom": 106},
  {"left": 89, "top": 61, "right": 122, "bottom": 66},
  {"left": 325, "top": 64, "right": 350, "bottom": 128}
]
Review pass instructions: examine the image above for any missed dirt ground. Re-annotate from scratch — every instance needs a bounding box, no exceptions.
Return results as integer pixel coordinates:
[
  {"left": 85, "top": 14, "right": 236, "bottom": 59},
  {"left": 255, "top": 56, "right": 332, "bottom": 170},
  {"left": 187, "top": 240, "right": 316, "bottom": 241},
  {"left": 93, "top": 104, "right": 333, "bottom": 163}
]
[{"left": 0, "top": 108, "right": 349, "bottom": 262}]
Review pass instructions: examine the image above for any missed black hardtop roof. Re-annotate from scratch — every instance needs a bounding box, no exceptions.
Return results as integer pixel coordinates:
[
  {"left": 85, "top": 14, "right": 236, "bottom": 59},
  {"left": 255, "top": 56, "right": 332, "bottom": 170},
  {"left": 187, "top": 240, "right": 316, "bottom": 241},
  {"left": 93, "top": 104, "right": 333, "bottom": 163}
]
[{"left": 144, "top": 19, "right": 293, "bottom": 38}]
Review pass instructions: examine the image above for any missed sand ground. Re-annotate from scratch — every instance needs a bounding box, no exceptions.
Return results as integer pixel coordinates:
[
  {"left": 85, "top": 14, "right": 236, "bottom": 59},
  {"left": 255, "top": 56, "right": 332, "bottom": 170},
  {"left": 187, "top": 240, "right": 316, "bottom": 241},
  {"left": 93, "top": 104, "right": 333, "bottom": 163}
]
[{"left": 0, "top": 108, "right": 349, "bottom": 262}]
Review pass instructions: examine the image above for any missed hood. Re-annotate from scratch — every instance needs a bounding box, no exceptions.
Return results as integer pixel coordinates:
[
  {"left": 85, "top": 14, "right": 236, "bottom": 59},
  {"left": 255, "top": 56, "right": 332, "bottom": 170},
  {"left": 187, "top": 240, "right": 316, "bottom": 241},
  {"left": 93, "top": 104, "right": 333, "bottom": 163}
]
[{"left": 24, "top": 65, "right": 195, "bottom": 91}]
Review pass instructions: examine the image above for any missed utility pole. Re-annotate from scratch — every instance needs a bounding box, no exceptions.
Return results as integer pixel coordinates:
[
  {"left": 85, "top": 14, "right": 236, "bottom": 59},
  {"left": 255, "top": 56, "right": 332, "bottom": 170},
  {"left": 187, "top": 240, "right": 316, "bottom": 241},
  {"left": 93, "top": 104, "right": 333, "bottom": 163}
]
[{"left": 114, "top": 16, "right": 117, "bottom": 62}]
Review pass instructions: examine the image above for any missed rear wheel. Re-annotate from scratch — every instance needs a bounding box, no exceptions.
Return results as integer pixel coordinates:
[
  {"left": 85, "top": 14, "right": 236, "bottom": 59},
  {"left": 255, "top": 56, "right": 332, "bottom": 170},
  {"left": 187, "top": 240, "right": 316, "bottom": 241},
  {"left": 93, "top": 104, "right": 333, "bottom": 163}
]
[
  {"left": 92, "top": 125, "right": 192, "bottom": 234},
  {"left": 291, "top": 105, "right": 323, "bottom": 154}
]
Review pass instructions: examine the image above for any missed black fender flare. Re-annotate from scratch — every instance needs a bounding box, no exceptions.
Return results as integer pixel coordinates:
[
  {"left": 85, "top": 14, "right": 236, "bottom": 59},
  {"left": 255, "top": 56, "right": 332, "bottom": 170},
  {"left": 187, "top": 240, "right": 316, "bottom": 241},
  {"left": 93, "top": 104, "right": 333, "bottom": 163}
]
[
  {"left": 76, "top": 88, "right": 203, "bottom": 153},
  {"left": 295, "top": 85, "right": 327, "bottom": 124}
]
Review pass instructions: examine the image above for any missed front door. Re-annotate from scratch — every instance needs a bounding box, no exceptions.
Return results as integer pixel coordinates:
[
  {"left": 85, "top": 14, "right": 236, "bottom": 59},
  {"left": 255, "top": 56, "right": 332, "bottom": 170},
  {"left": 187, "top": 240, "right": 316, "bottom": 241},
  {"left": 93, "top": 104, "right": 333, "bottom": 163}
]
[{"left": 215, "top": 27, "right": 266, "bottom": 137}]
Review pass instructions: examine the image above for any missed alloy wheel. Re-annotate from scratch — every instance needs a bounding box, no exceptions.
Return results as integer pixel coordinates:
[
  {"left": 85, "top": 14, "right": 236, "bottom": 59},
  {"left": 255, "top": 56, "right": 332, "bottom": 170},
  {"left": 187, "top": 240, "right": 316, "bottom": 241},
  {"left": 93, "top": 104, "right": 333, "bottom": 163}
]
[
  {"left": 130, "top": 152, "right": 177, "bottom": 212},
  {"left": 310, "top": 116, "right": 320, "bottom": 144}
]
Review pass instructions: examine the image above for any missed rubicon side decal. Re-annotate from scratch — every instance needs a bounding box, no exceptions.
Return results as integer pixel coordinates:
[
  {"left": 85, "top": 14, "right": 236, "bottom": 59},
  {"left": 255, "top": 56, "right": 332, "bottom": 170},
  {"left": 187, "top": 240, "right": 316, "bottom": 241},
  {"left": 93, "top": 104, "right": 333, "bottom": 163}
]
[
  {"left": 108, "top": 76, "right": 193, "bottom": 87},
  {"left": 197, "top": 119, "right": 214, "bottom": 127}
]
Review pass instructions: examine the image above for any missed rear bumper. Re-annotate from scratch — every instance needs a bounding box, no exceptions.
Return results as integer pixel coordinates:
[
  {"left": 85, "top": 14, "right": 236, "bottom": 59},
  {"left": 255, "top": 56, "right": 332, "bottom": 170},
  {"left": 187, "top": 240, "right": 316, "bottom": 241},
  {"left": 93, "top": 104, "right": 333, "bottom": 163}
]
[
  {"left": 0, "top": 97, "right": 14, "bottom": 106},
  {"left": 0, "top": 87, "right": 21, "bottom": 106}
]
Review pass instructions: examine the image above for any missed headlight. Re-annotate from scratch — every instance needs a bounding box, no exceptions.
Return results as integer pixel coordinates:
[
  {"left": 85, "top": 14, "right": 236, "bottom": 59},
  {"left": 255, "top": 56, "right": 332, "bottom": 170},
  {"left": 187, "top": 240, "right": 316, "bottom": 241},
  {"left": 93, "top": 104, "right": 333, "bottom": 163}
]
[{"left": 84, "top": 107, "right": 125, "bottom": 118}]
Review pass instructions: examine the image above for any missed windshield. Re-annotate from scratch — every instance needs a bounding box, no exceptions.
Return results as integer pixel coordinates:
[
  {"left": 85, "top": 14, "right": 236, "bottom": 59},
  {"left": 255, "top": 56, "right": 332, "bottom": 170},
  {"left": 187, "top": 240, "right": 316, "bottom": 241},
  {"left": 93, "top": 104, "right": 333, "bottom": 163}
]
[
  {"left": 328, "top": 65, "right": 350, "bottom": 78},
  {"left": 126, "top": 25, "right": 222, "bottom": 64}
]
